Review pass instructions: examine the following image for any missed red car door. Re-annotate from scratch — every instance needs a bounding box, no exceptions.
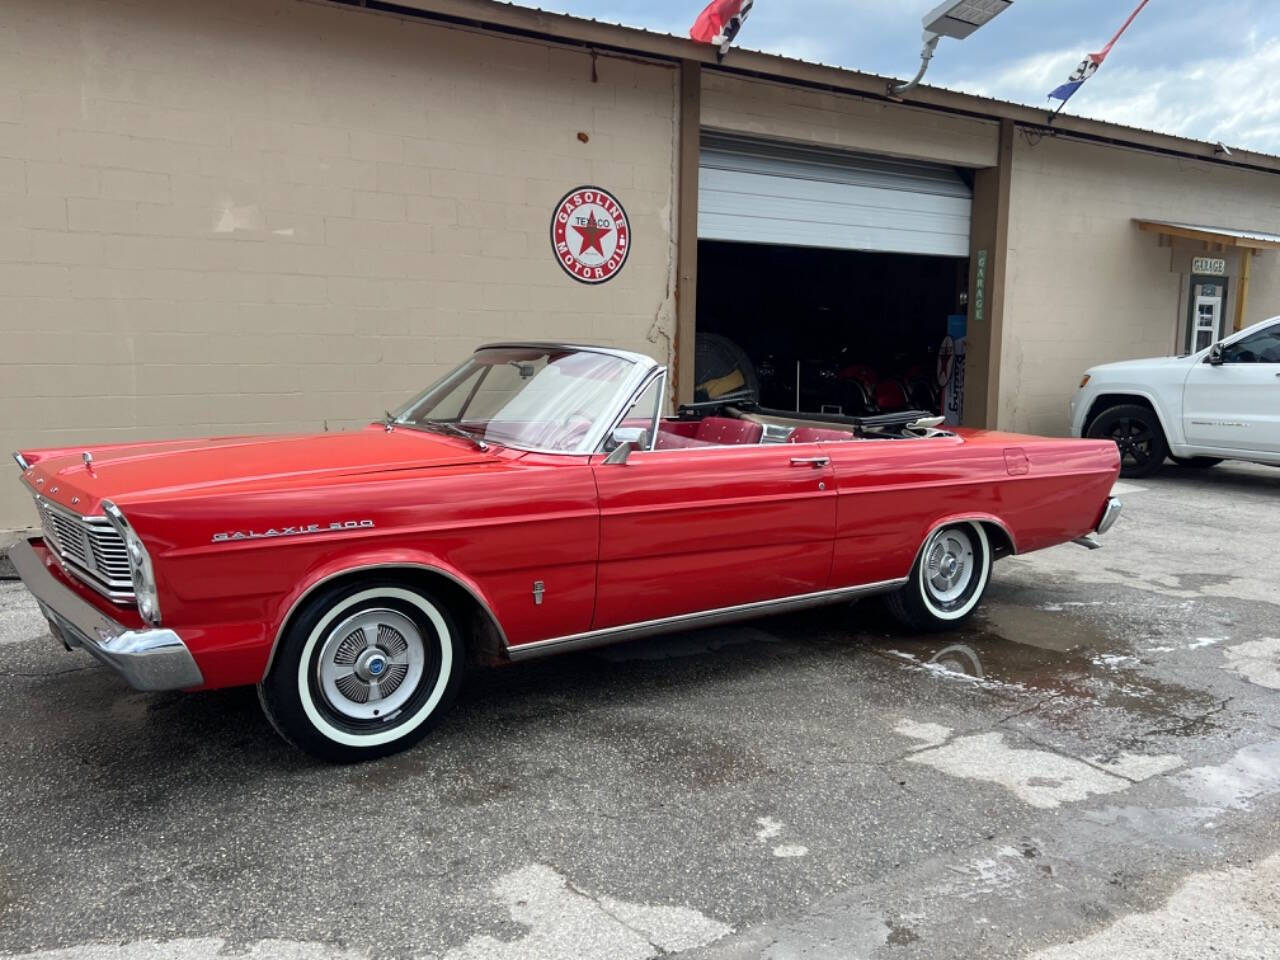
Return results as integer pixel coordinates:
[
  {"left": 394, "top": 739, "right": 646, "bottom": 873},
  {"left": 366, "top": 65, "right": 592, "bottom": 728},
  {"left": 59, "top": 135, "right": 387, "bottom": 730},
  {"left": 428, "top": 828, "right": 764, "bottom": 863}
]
[{"left": 590, "top": 444, "right": 837, "bottom": 630}]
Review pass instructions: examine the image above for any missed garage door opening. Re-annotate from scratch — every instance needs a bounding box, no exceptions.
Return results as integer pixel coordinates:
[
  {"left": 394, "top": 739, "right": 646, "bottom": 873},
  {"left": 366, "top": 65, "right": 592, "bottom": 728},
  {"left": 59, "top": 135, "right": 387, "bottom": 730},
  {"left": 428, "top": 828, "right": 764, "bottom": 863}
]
[
  {"left": 694, "top": 135, "right": 973, "bottom": 419},
  {"left": 696, "top": 241, "right": 968, "bottom": 415}
]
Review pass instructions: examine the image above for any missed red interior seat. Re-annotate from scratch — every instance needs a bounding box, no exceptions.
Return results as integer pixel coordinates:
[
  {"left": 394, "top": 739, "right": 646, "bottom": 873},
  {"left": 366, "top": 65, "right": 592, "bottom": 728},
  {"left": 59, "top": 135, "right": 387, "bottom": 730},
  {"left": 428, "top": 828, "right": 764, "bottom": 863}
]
[
  {"left": 788, "top": 427, "right": 855, "bottom": 444},
  {"left": 655, "top": 422, "right": 705, "bottom": 449},
  {"left": 694, "top": 416, "right": 763, "bottom": 445}
]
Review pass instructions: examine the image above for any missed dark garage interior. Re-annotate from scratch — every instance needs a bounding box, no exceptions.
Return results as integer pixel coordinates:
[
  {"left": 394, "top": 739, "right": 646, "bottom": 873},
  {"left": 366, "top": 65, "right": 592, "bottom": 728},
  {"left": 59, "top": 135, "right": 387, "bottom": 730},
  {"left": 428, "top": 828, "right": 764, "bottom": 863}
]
[{"left": 695, "top": 240, "right": 969, "bottom": 416}]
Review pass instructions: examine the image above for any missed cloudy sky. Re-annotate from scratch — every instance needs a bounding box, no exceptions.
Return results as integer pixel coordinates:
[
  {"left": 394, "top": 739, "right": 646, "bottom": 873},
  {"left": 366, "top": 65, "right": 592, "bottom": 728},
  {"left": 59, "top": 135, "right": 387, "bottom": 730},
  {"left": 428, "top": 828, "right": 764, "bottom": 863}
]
[{"left": 510, "top": 0, "right": 1280, "bottom": 154}]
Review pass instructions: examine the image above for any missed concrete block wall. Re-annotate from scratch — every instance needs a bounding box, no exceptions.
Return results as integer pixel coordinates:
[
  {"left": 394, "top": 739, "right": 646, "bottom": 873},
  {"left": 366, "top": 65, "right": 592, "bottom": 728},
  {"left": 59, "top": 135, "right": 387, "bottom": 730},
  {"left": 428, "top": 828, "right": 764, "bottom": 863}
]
[
  {"left": 700, "top": 72, "right": 999, "bottom": 168},
  {"left": 1002, "top": 134, "right": 1280, "bottom": 436},
  {"left": 0, "top": 0, "right": 679, "bottom": 528}
]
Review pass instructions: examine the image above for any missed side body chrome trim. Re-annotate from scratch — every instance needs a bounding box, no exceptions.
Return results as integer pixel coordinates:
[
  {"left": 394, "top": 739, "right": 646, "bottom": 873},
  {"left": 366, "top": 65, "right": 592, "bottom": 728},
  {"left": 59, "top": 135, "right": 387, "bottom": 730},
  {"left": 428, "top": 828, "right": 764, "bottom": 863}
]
[
  {"left": 504, "top": 578, "right": 909, "bottom": 662},
  {"left": 12, "top": 452, "right": 29, "bottom": 471},
  {"left": 262, "top": 561, "right": 511, "bottom": 679}
]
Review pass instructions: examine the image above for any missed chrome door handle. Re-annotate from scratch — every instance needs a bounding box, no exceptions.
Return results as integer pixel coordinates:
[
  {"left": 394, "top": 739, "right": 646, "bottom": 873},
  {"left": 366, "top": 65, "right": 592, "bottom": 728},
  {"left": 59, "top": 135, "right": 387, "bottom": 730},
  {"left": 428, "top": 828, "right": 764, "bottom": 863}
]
[{"left": 790, "top": 457, "right": 830, "bottom": 468}]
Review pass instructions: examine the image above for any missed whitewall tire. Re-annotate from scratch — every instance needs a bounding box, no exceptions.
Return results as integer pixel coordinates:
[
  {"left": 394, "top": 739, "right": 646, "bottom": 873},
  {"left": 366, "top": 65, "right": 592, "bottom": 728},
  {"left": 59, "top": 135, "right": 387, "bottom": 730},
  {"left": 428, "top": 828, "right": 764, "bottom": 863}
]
[
  {"left": 259, "top": 581, "right": 465, "bottom": 762},
  {"left": 885, "top": 522, "right": 992, "bottom": 632}
]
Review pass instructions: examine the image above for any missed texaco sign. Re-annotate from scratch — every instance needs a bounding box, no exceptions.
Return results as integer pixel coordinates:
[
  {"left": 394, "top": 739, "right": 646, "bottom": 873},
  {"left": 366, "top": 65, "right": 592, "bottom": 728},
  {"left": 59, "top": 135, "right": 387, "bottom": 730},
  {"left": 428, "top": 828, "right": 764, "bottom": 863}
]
[{"left": 551, "top": 186, "right": 631, "bottom": 284}]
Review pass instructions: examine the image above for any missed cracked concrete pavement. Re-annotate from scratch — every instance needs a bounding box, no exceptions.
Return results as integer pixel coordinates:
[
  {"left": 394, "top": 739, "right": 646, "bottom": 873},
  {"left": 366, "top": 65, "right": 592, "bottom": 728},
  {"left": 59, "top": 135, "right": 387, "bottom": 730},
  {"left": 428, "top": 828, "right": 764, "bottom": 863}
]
[{"left": 0, "top": 462, "right": 1278, "bottom": 958}]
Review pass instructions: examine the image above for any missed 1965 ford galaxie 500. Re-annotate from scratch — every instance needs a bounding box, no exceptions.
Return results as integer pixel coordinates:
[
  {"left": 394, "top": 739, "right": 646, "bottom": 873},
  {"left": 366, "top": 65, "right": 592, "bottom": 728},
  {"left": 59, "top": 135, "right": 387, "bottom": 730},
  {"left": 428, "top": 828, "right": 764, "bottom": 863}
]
[{"left": 9, "top": 343, "right": 1122, "bottom": 761}]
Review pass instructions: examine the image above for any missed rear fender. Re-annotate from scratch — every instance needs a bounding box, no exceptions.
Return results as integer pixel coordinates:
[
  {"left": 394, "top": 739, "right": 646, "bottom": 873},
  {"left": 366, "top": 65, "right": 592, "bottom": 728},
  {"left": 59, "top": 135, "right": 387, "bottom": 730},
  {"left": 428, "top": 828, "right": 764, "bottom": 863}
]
[{"left": 917, "top": 513, "right": 1018, "bottom": 561}]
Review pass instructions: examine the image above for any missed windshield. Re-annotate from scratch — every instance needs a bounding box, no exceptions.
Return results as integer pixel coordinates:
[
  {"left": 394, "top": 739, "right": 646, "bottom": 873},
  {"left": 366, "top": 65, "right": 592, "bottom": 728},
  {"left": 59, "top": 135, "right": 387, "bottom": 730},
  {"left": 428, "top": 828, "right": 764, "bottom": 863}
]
[{"left": 394, "top": 347, "right": 640, "bottom": 453}]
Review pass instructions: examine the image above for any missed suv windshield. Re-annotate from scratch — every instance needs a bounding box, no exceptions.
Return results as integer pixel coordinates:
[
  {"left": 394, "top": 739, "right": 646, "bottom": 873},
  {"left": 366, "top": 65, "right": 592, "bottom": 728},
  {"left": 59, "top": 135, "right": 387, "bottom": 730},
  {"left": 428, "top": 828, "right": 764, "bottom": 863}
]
[{"left": 394, "top": 347, "right": 638, "bottom": 453}]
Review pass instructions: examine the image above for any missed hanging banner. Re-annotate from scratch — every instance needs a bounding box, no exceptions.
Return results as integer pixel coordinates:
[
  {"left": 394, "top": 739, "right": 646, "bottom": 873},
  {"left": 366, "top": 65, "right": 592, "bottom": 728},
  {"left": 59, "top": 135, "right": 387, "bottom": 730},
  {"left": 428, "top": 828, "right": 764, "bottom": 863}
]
[
  {"left": 1049, "top": 0, "right": 1151, "bottom": 106},
  {"left": 690, "top": 0, "right": 754, "bottom": 59}
]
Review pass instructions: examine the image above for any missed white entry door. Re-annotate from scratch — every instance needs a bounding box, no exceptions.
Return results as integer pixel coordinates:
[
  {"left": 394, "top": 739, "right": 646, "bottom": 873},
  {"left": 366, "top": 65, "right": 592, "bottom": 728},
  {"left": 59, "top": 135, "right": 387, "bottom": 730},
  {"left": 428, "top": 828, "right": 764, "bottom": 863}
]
[
  {"left": 1190, "top": 292, "right": 1224, "bottom": 354},
  {"left": 1183, "top": 319, "right": 1280, "bottom": 457}
]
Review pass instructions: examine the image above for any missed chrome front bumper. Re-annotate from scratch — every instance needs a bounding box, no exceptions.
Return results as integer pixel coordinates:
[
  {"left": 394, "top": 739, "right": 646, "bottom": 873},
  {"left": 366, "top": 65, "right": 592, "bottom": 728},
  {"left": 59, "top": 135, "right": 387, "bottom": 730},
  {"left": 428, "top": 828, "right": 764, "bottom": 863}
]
[{"left": 8, "top": 538, "right": 203, "bottom": 691}]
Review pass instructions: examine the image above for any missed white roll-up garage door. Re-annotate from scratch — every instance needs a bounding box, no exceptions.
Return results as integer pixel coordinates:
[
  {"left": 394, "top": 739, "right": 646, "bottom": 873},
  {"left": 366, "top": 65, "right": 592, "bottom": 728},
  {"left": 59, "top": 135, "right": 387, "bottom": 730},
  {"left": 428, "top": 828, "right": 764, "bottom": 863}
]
[{"left": 698, "top": 134, "right": 973, "bottom": 257}]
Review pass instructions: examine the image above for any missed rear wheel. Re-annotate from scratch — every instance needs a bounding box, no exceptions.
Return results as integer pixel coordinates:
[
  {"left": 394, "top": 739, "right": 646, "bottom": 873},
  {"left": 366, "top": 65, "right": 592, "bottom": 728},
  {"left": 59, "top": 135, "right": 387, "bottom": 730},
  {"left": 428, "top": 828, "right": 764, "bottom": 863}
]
[
  {"left": 886, "top": 522, "right": 992, "bottom": 632},
  {"left": 1086, "top": 404, "right": 1168, "bottom": 478},
  {"left": 259, "top": 580, "right": 465, "bottom": 762}
]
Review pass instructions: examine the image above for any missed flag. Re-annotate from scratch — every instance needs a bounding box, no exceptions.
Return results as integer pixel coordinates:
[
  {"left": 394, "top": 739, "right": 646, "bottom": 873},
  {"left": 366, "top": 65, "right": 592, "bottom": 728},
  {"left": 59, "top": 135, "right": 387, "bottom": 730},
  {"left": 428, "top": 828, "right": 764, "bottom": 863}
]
[
  {"left": 1049, "top": 52, "right": 1103, "bottom": 103},
  {"left": 1049, "top": 0, "right": 1150, "bottom": 105},
  {"left": 690, "top": 0, "right": 754, "bottom": 59}
]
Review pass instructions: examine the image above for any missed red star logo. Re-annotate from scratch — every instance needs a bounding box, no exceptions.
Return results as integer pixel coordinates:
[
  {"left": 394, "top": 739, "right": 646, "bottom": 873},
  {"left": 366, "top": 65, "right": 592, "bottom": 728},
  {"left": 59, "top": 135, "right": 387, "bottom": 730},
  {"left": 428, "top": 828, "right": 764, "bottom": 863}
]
[{"left": 572, "top": 212, "right": 610, "bottom": 257}]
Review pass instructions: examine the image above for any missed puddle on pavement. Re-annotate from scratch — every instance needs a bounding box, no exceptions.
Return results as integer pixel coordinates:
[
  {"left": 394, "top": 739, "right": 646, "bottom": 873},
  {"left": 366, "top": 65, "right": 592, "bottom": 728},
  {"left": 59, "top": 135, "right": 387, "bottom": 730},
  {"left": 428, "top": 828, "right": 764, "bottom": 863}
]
[{"left": 861, "top": 602, "right": 1221, "bottom": 735}]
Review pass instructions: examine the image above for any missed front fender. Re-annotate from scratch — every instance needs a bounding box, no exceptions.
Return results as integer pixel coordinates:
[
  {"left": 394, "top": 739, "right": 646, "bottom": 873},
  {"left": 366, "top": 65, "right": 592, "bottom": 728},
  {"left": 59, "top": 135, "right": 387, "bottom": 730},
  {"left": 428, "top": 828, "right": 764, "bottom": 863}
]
[
  {"left": 1076, "top": 383, "right": 1184, "bottom": 448},
  {"left": 261, "top": 546, "right": 507, "bottom": 679}
]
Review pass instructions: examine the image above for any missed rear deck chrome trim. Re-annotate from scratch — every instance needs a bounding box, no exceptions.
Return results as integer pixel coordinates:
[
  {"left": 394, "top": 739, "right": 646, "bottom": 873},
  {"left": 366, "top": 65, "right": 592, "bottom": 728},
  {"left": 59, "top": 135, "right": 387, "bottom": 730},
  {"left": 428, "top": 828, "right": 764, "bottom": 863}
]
[{"left": 504, "top": 578, "right": 908, "bottom": 662}]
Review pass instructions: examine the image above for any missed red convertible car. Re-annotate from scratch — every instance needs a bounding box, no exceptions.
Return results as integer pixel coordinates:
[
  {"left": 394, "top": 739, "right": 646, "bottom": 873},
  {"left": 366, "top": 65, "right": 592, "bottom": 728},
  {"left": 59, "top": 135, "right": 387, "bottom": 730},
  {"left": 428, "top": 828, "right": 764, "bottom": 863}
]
[{"left": 10, "top": 343, "right": 1121, "bottom": 761}]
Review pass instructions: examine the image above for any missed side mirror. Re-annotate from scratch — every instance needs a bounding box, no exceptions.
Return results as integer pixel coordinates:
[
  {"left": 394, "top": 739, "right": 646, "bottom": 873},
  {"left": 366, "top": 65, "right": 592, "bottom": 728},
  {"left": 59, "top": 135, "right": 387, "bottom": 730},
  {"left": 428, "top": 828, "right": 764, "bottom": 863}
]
[
  {"left": 603, "top": 426, "right": 648, "bottom": 466},
  {"left": 1207, "top": 343, "right": 1226, "bottom": 365}
]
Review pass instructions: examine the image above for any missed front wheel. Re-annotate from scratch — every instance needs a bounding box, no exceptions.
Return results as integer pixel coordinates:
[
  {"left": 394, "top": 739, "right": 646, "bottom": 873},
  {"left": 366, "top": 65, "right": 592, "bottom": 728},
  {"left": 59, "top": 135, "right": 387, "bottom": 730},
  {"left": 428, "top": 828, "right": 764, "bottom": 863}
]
[
  {"left": 258, "top": 580, "right": 465, "bottom": 762},
  {"left": 1086, "top": 404, "right": 1168, "bottom": 478},
  {"left": 885, "top": 522, "right": 992, "bottom": 632}
]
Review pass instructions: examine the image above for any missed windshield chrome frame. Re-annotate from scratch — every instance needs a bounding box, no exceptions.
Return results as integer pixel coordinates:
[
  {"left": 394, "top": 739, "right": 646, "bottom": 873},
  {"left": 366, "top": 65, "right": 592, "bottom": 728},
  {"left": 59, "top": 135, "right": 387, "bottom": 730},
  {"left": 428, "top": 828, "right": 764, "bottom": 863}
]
[
  {"left": 393, "top": 343, "right": 662, "bottom": 457},
  {"left": 599, "top": 367, "right": 669, "bottom": 454}
]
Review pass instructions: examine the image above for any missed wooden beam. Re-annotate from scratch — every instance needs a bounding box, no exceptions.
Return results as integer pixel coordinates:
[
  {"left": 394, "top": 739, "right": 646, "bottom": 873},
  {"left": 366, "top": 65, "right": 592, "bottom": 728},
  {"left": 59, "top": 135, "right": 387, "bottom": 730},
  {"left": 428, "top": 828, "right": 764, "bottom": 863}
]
[
  {"left": 674, "top": 59, "right": 701, "bottom": 405},
  {"left": 1135, "top": 220, "right": 1280, "bottom": 250},
  {"left": 1235, "top": 249, "right": 1253, "bottom": 332}
]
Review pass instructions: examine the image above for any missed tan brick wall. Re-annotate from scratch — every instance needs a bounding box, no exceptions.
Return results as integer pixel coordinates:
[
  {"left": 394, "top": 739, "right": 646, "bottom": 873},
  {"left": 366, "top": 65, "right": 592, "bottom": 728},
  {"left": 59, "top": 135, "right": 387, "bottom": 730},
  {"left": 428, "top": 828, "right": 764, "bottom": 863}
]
[
  {"left": 0, "top": 0, "right": 679, "bottom": 528},
  {"left": 1001, "top": 134, "right": 1280, "bottom": 436},
  {"left": 700, "top": 72, "right": 1000, "bottom": 168}
]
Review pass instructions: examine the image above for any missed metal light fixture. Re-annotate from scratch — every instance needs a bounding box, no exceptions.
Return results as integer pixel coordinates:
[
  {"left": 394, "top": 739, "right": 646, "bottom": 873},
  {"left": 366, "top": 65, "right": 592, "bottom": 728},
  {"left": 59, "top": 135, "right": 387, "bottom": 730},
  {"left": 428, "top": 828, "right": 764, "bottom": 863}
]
[{"left": 890, "top": 0, "right": 1014, "bottom": 96}]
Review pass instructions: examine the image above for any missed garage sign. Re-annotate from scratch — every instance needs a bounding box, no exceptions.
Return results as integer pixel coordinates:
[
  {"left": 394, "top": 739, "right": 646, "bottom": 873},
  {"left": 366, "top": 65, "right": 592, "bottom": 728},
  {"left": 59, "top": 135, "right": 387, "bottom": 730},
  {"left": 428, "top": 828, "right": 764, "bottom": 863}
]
[{"left": 551, "top": 186, "right": 631, "bottom": 284}]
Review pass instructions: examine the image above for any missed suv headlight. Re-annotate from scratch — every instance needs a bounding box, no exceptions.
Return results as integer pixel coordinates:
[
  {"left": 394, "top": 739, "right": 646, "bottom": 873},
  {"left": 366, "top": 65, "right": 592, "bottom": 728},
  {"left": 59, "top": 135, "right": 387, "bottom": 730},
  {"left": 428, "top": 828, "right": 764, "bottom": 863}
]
[{"left": 102, "top": 500, "right": 162, "bottom": 625}]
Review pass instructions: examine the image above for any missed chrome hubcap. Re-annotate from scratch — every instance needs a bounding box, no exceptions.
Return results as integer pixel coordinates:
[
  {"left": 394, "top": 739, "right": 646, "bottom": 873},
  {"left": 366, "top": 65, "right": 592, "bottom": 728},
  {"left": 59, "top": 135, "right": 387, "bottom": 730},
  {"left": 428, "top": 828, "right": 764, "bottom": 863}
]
[
  {"left": 925, "top": 529, "right": 975, "bottom": 603},
  {"left": 317, "top": 609, "right": 426, "bottom": 721}
]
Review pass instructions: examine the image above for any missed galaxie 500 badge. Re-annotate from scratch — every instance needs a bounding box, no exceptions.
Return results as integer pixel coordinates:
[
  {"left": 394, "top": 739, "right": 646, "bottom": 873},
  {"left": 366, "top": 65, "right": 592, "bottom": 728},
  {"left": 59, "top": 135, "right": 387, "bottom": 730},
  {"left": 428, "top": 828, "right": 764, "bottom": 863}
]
[
  {"left": 551, "top": 186, "right": 631, "bottom": 284},
  {"left": 212, "top": 520, "right": 374, "bottom": 543}
]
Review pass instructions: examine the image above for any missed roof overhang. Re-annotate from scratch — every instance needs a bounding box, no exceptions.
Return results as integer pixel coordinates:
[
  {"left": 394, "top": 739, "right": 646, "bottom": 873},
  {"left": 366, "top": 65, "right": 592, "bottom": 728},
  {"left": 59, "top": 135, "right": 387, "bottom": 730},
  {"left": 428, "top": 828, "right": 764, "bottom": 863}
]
[
  {"left": 316, "top": 0, "right": 1280, "bottom": 177},
  {"left": 1134, "top": 219, "right": 1280, "bottom": 250}
]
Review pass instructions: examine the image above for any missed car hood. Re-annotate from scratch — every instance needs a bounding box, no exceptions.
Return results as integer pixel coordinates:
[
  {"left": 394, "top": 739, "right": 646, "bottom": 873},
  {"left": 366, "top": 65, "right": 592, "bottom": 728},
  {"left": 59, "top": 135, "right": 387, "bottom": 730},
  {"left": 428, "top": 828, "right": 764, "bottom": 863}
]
[
  {"left": 18, "top": 425, "right": 494, "bottom": 515},
  {"left": 1086, "top": 354, "right": 1196, "bottom": 377}
]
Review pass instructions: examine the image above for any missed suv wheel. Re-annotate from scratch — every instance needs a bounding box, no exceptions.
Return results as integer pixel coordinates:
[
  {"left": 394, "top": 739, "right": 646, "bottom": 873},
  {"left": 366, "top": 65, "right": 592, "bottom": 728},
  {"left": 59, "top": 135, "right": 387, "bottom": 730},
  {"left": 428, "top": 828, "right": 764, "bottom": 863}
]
[{"left": 1087, "top": 404, "right": 1168, "bottom": 478}]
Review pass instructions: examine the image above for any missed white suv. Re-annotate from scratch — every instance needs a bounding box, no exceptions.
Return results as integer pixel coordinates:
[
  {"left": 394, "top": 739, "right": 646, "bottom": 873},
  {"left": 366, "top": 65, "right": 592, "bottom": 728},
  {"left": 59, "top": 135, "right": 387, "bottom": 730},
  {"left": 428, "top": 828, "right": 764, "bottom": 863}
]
[{"left": 1070, "top": 317, "right": 1280, "bottom": 477}]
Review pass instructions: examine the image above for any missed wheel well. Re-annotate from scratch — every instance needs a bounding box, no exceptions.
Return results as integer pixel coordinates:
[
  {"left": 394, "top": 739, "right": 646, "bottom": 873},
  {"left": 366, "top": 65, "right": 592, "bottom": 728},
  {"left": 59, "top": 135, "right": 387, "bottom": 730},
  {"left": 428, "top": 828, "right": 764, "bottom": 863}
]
[
  {"left": 270, "top": 567, "right": 507, "bottom": 677},
  {"left": 1084, "top": 394, "right": 1160, "bottom": 436},
  {"left": 980, "top": 522, "right": 1016, "bottom": 561}
]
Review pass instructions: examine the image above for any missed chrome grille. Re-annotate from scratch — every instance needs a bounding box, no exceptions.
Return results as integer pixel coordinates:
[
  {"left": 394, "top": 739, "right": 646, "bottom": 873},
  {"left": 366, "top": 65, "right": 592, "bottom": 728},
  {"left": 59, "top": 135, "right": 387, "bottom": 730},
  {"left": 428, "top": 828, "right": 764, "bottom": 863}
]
[{"left": 36, "top": 497, "right": 135, "bottom": 603}]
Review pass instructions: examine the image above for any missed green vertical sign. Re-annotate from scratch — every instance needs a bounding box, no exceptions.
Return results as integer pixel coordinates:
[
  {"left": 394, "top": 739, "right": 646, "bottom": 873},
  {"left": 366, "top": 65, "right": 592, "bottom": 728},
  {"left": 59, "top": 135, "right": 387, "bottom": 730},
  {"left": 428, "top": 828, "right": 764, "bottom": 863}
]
[{"left": 974, "top": 249, "right": 987, "bottom": 327}]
